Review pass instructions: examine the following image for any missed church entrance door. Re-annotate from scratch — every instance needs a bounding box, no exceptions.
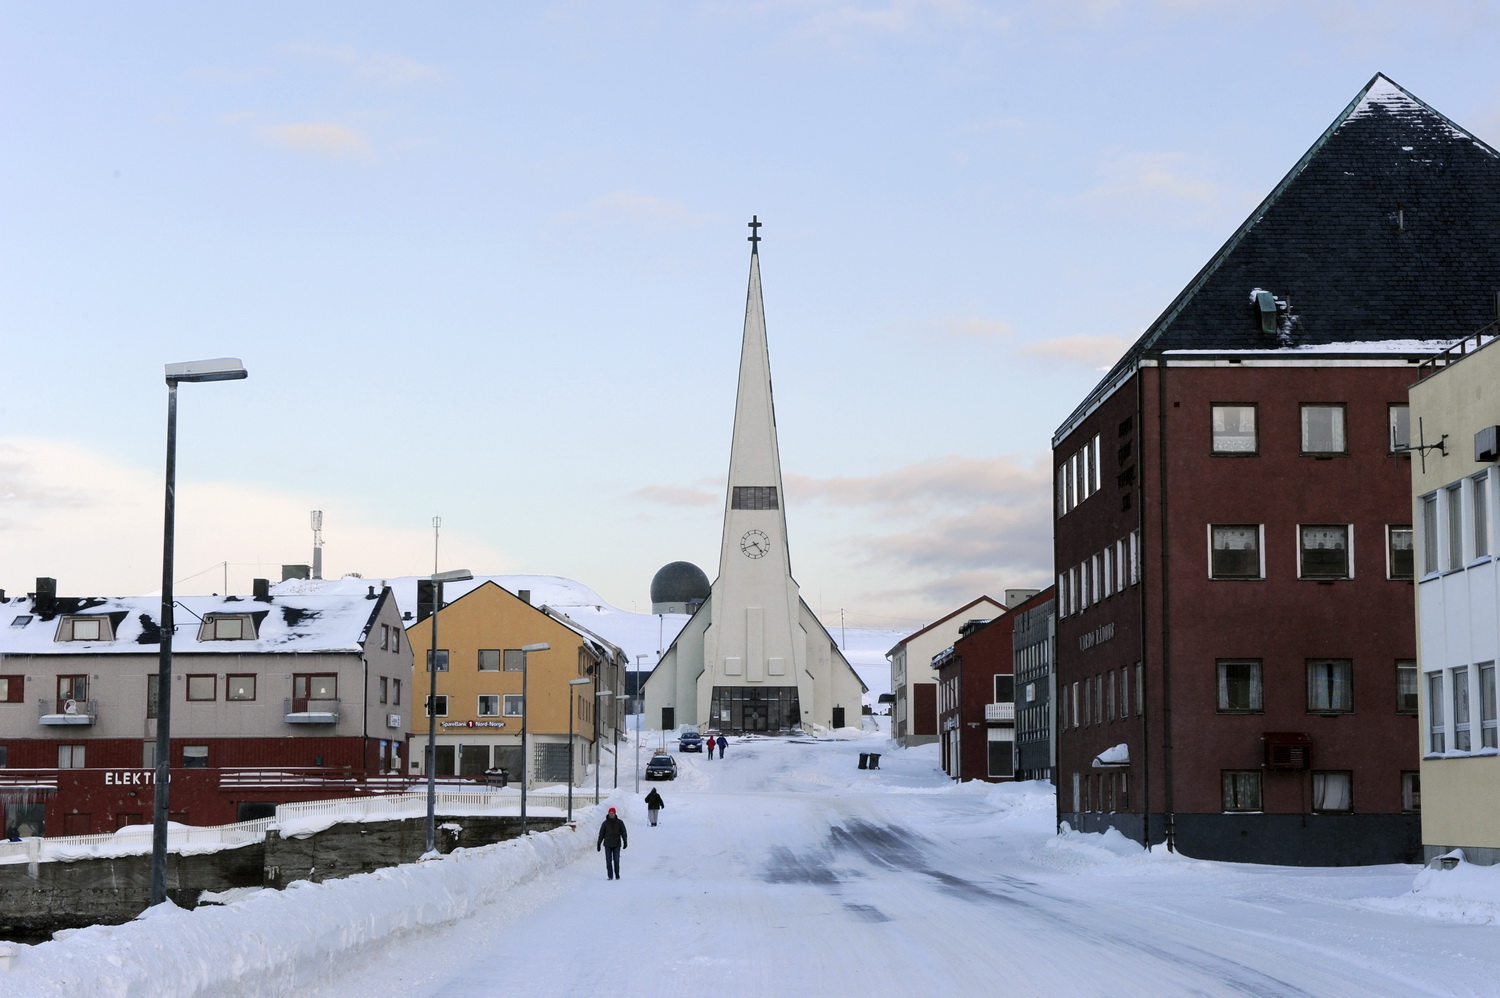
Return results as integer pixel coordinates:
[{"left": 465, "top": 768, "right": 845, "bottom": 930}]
[{"left": 743, "top": 704, "right": 769, "bottom": 732}]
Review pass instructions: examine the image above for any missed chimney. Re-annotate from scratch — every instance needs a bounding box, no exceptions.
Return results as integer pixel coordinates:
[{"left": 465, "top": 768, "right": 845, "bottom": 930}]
[
  {"left": 34, "top": 577, "right": 57, "bottom": 615},
  {"left": 367, "top": 585, "right": 377, "bottom": 599},
  {"left": 253, "top": 578, "right": 271, "bottom": 601},
  {"left": 518, "top": 589, "right": 531, "bottom": 605}
]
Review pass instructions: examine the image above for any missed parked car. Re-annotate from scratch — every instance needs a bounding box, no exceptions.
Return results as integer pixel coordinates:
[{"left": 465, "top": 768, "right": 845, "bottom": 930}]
[
  {"left": 645, "top": 751, "right": 678, "bottom": 781},
  {"left": 678, "top": 730, "right": 704, "bottom": 752}
]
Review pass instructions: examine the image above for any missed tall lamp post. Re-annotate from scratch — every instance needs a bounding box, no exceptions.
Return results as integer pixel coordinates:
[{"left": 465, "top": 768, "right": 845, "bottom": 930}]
[
  {"left": 151, "top": 358, "right": 247, "bottom": 909},
  {"left": 566, "top": 677, "right": 591, "bottom": 821},
  {"left": 518, "top": 641, "right": 549, "bottom": 835},
  {"left": 594, "top": 689, "right": 613, "bottom": 803},
  {"left": 424, "top": 568, "right": 472, "bottom": 855}
]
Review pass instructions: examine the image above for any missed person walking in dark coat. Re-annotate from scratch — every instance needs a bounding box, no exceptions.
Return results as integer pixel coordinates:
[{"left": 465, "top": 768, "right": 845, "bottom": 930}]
[
  {"left": 644, "top": 788, "right": 665, "bottom": 826},
  {"left": 597, "top": 807, "right": 628, "bottom": 879},
  {"left": 716, "top": 734, "right": 728, "bottom": 757}
]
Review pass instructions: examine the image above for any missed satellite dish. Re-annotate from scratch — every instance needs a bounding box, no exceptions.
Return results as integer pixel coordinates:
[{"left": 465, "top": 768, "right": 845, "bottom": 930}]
[{"left": 63, "top": 699, "right": 78, "bottom": 715}]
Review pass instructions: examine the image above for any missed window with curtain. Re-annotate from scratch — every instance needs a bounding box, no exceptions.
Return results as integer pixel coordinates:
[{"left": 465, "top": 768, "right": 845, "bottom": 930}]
[
  {"left": 1222, "top": 771, "right": 1262, "bottom": 811},
  {"left": 1312, "top": 771, "right": 1353, "bottom": 812},
  {"left": 1453, "top": 666, "right": 1471, "bottom": 751},
  {"left": 1300, "top": 404, "right": 1346, "bottom": 454},
  {"left": 1217, "top": 660, "right": 1263, "bottom": 712},
  {"left": 1307, "top": 659, "right": 1352, "bottom": 713},
  {"left": 1212, "top": 404, "right": 1258, "bottom": 453}
]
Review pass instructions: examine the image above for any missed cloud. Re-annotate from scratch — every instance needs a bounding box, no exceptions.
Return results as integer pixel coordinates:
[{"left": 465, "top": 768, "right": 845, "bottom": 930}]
[
  {"left": 552, "top": 192, "right": 712, "bottom": 229},
  {"left": 630, "top": 485, "right": 719, "bottom": 507},
  {"left": 1018, "top": 333, "right": 1134, "bottom": 369},
  {"left": 259, "top": 122, "right": 375, "bottom": 161},
  {"left": 929, "top": 315, "right": 1015, "bottom": 340},
  {"left": 0, "top": 437, "right": 512, "bottom": 598},
  {"left": 279, "top": 42, "right": 446, "bottom": 88},
  {"left": 1066, "top": 149, "right": 1252, "bottom": 227}
]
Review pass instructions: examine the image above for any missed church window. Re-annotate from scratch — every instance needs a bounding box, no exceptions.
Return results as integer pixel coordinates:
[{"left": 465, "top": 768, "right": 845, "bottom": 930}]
[{"left": 731, "top": 486, "right": 779, "bottom": 510}]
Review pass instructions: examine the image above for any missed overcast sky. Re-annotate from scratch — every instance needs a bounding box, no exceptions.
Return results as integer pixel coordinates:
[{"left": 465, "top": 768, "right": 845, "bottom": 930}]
[{"left": 4, "top": 1, "right": 1498, "bottom": 628}]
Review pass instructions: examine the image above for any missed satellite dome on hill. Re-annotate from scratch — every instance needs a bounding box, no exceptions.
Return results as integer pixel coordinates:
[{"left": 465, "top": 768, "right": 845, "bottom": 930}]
[{"left": 650, "top": 561, "right": 710, "bottom": 614}]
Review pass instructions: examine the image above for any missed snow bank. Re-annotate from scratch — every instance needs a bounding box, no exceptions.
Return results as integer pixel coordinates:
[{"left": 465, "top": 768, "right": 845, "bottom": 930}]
[
  {"left": 2, "top": 796, "right": 625, "bottom": 997},
  {"left": 1360, "top": 854, "right": 1500, "bottom": 925}
]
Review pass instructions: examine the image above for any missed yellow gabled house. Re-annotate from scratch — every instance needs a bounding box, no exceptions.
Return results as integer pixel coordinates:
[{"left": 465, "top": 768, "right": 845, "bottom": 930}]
[{"left": 406, "top": 581, "right": 626, "bottom": 789}]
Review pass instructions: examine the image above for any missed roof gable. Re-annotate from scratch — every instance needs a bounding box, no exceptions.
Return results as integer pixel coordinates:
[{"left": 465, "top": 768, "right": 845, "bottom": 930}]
[{"left": 1057, "top": 74, "right": 1500, "bottom": 441}]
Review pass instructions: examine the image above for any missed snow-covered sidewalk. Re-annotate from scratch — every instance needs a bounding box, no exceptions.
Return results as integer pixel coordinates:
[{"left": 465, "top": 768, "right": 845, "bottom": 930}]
[{"left": 5, "top": 729, "right": 1500, "bottom": 997}]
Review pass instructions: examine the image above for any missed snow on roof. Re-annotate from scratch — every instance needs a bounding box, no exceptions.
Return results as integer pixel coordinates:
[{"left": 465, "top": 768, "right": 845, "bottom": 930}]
[
  {"left": 1344, "top": 74, "right": 1478, "bottom": 146},
  {"left": 0, "top": 591, "right": 383, "bottom": 655},
  {"left": 273, "top": 574, "right": 689, "bottom": 673},
  {"left": 1163, "top": 337, "right": 1462, "bottom": 356}
]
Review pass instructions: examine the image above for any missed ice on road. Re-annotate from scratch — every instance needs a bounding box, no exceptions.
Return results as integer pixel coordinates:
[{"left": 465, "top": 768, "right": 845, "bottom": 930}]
[{"left": 9, "top": 729, "right": 1500, "bottom": 997}]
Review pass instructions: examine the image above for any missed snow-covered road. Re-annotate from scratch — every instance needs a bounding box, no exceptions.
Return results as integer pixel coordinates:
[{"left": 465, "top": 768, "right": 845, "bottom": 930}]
[
  {"left": 303, "top": 735, "right": 1500, "bottom": 998},
  {"left": 9, "top": 730, "right": 1500, "bottom": 997}
]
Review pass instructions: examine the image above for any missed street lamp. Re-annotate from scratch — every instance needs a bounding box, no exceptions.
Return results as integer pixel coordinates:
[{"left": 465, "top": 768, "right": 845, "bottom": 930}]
[
  {"left": 594, "top": 689, "right": 613, "bottom": 803},
  {"left": 151, "top": 357, "right": 247, "bottom": 909},
  {"left": 518, "top": 641, "right": 549, "bottom": 834},
  {"left": 566, "top": 677, "right": 591, "bottom": 821},
  {"left": 424, "top": 568, "right": 472, "bottom": 855}
]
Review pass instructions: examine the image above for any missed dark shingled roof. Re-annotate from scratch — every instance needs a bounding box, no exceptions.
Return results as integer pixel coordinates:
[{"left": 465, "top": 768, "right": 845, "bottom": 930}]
[{"left": 1056, "top": 74, "right": 1500, "bottom": 441}]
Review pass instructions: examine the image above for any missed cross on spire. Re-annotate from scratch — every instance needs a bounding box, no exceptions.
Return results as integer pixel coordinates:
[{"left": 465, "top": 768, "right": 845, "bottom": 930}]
[{"left": 747, "top": 215, "right": 762, "bottom": 252}]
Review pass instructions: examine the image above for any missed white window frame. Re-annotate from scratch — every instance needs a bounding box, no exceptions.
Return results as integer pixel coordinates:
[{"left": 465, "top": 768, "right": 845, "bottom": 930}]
[
  {"left": 1453, "top": 666, "right": 1472, "bottom": 751},
  {"left": 1311, "top": 771, "right": 1353, "bottom": 813},
  {"left": 1481, "top": 662, "right": 1498, "bottom": 750},
  {"left": 1209, "top": 524, "right": 1263, "bottom": 580},
  {"left": 1387, "top": 525, "right": 1414, "bottom": 581},
  {"left": 1421, "top": 492, "right": 1440, "bottom": 576},
  {"left": 1300, "top": 403, "right": 1347, "bottom": 455},
  {"left": 477, "top": 695, "right": 500, "bottom": 717},
  {"left": 1211, "top": 403, "right": 1258, "bottom": 454},
  {"left": 1427, "top": 671, "right": 1446, "bottom": 753},
  {"left": 1472, "top": 473, "right": 1491, "bottom": 562},
  {"left": 1298, "top": 523, "right": 1352, "bottom": 580},
  {"left": 503, "top": 694, "right": 524, "bottom": 717}
]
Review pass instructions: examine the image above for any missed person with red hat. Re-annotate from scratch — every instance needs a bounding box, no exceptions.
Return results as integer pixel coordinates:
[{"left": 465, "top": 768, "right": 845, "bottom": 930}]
[{"left": 596, "top": 806, "right": 628, "bottom": 880}]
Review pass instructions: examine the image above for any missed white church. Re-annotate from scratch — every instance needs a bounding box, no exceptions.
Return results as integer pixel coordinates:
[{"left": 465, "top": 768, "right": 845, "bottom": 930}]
[{"left": 642, "top": 220, "right": 867, "bottom": 734}]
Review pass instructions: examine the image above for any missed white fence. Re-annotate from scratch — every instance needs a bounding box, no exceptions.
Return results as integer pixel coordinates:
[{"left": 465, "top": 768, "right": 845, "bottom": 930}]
[{"left": 0, "top": 790, "right": 605, "bottom": 864}]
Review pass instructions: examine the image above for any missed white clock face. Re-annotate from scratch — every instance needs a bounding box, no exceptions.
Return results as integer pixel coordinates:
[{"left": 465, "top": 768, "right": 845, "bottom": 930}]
[{"left": 740, "top": 529, "right": 770, "bottom": 559}]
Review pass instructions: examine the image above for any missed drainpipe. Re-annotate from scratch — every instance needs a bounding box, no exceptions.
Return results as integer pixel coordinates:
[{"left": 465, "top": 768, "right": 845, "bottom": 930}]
[{"left": 1155, "top": 356, "right": 1176, "bottom": 852}]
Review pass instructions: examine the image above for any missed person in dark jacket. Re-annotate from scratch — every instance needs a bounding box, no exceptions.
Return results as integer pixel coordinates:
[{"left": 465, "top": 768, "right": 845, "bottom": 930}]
[
  {"left": 716, "top": 734, "right": 728, "bottom": 756},
  {"left": 597, "top": 806, "right": 628, "bottom": 879},
  {"left": 644, "top": 788, "right": 665, "bottom": 826}
]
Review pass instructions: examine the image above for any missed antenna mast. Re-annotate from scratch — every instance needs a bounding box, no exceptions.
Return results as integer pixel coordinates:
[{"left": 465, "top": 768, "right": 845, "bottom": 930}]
[{"left": 310, "top": 510, "right": 324, "bottom": 580}]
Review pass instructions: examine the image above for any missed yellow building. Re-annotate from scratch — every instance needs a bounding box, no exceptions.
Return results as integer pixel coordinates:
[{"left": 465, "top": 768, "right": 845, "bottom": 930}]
[
  {"left": 406, "top": 582, "right": 626, "bottom": 789},
  {"left": 1410, "top": 330, "right": 1500, "bottom": 865}
]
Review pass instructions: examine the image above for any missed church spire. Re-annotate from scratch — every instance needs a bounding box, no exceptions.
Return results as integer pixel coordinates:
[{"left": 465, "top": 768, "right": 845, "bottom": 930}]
[{"left": 719, "top": 216, "right": 791, "bottom": 578}]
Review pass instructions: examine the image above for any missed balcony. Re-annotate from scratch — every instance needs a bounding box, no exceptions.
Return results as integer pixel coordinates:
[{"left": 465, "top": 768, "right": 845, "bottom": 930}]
[
  {"left": 38, "top": 698, "right": 98, "bottom": 726},
  {"left": 284, "top": 697, "right": 341, "bottom": 724},
  {"left": 985, "top": 702, "right": 1015, "bottom": 722}
]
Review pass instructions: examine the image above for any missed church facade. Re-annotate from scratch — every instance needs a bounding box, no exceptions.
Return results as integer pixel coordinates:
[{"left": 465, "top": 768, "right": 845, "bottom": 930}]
[{"left": 643, "top": 222, "right": 866, "bottom": 734}]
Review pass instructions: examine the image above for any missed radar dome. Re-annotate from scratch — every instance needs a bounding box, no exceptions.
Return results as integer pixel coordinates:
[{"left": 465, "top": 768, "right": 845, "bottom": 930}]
[{"left": 650, "top": 561, "right": 710, "bottom": 614}]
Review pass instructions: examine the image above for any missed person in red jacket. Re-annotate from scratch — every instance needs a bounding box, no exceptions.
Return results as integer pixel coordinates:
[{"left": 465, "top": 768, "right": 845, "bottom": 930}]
[{"left": 596, "top": 807, "right": 628, "bottom": 880}]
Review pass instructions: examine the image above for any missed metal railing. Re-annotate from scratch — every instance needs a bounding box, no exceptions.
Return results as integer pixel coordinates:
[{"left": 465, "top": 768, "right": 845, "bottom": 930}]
[
  {"left": 0, "top": 789, "right": 606, "bottom": 863},
  {"left": 283, "top": 697, "right": 341, "bottom": 722},
  {"left": 37, "top": 698, "right": 98, "bottom": 723},
  {"left": 1416, "top": 321, "right": 1500, "bottom": 381},
  {"left": 985, "top": 702, "right": 1015, "bottom": 722}
]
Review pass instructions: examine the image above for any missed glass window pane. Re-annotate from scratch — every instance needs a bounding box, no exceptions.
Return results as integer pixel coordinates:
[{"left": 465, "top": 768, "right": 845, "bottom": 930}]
[
  {"left": 1474, "top": 475, "right": 1489, "bottom": 558},
  {"left": 1447, "top": 486, "right": 1464, "bottom": 570},
  {"left": 1212, "top": 405, "right": 1257, "bottom": 453},
  {"left": 1422, "top": 495, "right": 1440, "bottom": 575},
  {"left": 1388, "top": 526, "right": 1414, "bottom": 580},
  {"left": 478, "top": 650, "right": 500, "bottom": 671},
  {"left": 1453, "top": 667, "right": 1471, "bottom": 751},
  {"left": 1389, "top": 405, "right": 1410, "bottom": 451},
  {"left": 1396, "top": 661, "right": 1418, "bottom": 713},
  {"left": 1212, "top": 525, "right": 1260, "bottom": 578},
  {"left": 1308, "top": 660, "right": 1352, "bottom": 712},
  {"left": 1300, "top": 525, "right": 1349, "bottom": 579},
  {"left": 1301, "top": 405, "right": 1345, "bottom": 453},
  {"left": 1428, "top": 672, "right": 1446, "bottom": 752},
  {"left": 1312, "top": 771, "right": 1352, "bottom": 811}
]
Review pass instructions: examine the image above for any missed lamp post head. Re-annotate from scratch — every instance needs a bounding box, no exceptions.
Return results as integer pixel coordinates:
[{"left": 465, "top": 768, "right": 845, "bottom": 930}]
[
  {"left": 521, "top": 642, "right": 550, "bottom": 653},
  {"left": 165, "top": 358, "right": 248, "bottom": 385},
  {"left": 568, "top": 678, "right": 591, "bottom": 687},
  {"left": 432, "top": 569, "right": 472, "bottom": 583},
  {"left": 595, "top": 689, "right": 614, "bottom": 697}
]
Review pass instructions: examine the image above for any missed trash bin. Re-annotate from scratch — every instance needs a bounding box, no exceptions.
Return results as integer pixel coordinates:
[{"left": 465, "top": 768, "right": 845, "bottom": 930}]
[
  {"left": 858, "top": 753, "right": 869, "bottom": 770},
  {"left": 867, "top": 753, "right": 881, "bottom": 770}
]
